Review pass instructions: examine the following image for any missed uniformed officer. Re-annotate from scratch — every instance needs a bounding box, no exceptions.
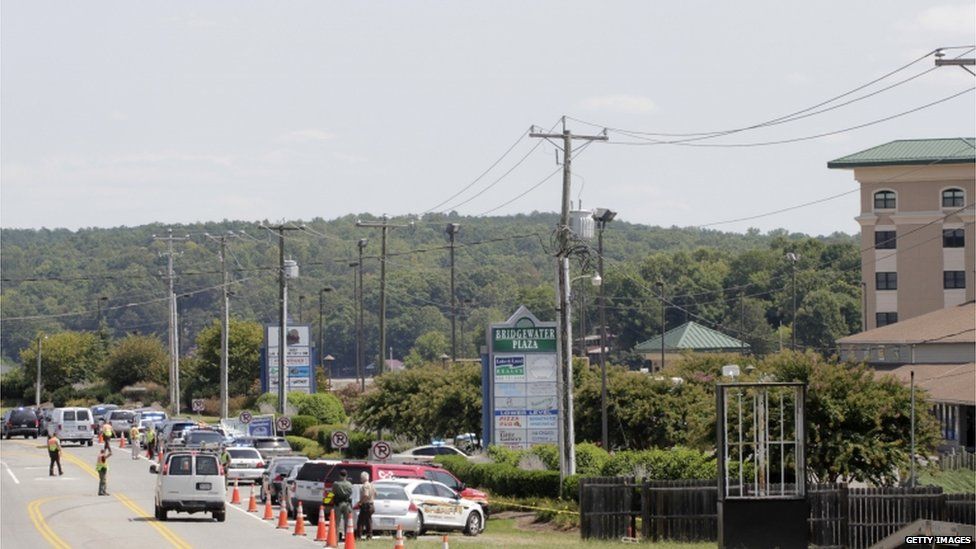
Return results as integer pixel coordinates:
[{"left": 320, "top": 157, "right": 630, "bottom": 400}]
[
  {"left": 95, "top": 450, "right": 110, "bottom": 495},
  {"left": 47, "top": 432, "right": 63, "bottom": 476}
]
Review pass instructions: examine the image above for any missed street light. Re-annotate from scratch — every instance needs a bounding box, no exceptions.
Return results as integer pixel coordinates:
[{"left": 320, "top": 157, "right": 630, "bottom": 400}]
[
  {"left": 446, "top": 223, "right": 461, "bottom": 362},
  {"left": 323, "top": 354, "right": 335, "bottom": 391},
  {"left": 35, "top": 333, "right": 48, "bottom": 406},
  {"left": 318, "top": 286, "right": 334, "bottom": 390},
  {"left": 592, "top": 207, "right": 616, "bottom": 450},
  {"left": 786, "top": 252, "right": 799, "bottom": 350},
  {"left": 655, "top": 280, "right": 666, "bottom": 372}
]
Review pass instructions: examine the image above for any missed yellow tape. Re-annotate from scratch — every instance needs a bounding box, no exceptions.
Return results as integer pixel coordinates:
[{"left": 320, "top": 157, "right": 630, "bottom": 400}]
[{"left": 493, "top": 501, "right": 579, "bottom": 515}]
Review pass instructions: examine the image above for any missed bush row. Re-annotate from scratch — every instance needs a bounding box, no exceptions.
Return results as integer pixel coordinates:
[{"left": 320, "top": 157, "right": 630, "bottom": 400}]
[{"left": 435, "top": 456, "right": 562, "bottom": 499}]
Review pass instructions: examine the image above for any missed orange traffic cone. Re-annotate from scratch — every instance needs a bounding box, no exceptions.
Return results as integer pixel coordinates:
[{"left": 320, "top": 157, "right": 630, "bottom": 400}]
[
  {"left": 393, "top": 525, "right": 405, "bottom": 549},
  {"left": 98, "top": 432, "right": 104, "bottom": 444},
  {"left": 292, "top": 501, "right": 307, "bottom": 536},
  {"left": 247, "top": 485, "right": 258, "bottom": 512},
  {"left": 276, "top": 501, "right": 289, "bottom": 529},
  {"left": 343, "top": 513, "right": 356, "bottom": 549},
  {"left": 262, "top": 497, "right": 275, "bottom": 520},
  {"left": 314, "top": 506, "right": 329, "bottom": 542},
  {"left": 442, "top": 534, "right": 450, "bottom": 549},
  {"left": 119, "top": 434, "right": 126, "bottom": 449},
  {"left": 230, "top": 479, "right": 241, "bottom": 504},
  {"left": 326, "top": 509, "right": 338, "bottom": 548}
]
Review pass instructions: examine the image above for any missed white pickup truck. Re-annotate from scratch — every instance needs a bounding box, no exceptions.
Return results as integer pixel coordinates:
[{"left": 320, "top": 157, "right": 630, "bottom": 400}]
[{"left": 152, "top": 451, "right": 226, "bottom": 522}]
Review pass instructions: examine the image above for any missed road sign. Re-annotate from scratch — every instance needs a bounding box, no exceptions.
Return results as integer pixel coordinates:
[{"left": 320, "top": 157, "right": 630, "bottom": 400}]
[
  {"left": 331, "top": 430, "right": 349, "bottom": 449},
  {"left": 239, "top": 411, "right": 253, "bottom": 424},
  {"left": 370, "top": 441, "right": 392, "bottom": 461},
  {"left": 248, "top": 415, "right": 274, "bottom": 437},
  {"left": 191, "top": 399, "right": 205, "bottom": 412},
  {"left": 276, "top": 416, "right": 292, "bottom": 432}
]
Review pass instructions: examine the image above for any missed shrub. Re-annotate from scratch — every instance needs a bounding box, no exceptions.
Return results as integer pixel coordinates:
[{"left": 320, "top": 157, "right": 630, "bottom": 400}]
[
  {"left": 600, "top": 446, "right": 716, "bottom": 479},
  {"left": 51, "top": 386, "right": 76, "bottom": 407},
  {"left": 289, "top": 415, "right": 318, "bottom": 437},
  {"left": 487, "top": 445, "right": 524, "bottom": 467},
  {"left": 561, "top": 474, "right": 581, "bottom": 502},
  {"left": 67, "top": 397, "right": 97, "bottom": 407},
  {"left": 573, "top": 443, "right": 609, "bottom": 476},
  {"left": 255, "top": 392, "right": 347, "bottom": 424},
  {"left": 435, "top": 456, "right": 561, "bottom": 499},
  {"left": 530, "top": 444, "right": 559, "bottom": 470},
  {"left": 286, "top": 435, "right": 325, "bottom": 459},
  {"left": 0, "top": 368, "right": 30, "bottom": 405},
  {"left": 103, "top": 393, "right": 125, "bottom": 405}
]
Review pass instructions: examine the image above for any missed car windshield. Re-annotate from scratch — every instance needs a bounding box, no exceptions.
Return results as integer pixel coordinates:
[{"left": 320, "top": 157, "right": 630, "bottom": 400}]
[
  {"left": 274, "top": 460, "right": 306, "bottom": 474},
  {"left": 186, "top": 431, "right": 223, "bottom": 444},
  {"left": 254, "top": 439, "right": 289, "bottom": 449},
  {"left": 112, "top": 411, "right": 135, "bottom": 421},
  {"left": 296, "top": 462, "right": 331, "bottom": 482},
  {"left": 11, "top": 410, "right": 36, "bottom": 422},
  {"left": 325, "top": 465, "right": 371, "bottom": 484},
  {"left": 375, "top": 484, "right": 409, "bottom": 501},
  {"left": 228, "top": 448, "right": 260, "bottom": 459}
]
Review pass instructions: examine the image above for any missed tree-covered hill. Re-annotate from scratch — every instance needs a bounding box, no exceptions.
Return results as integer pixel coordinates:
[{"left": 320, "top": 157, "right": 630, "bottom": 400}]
[{"left": 0, "top": 212, "right": 859, "bottom": 370}]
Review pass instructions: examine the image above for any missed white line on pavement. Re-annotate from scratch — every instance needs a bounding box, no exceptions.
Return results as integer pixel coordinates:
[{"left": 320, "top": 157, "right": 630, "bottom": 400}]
[
  {"left": 0, "top": 461, "right": 20, "bottom": 484},
  {"left": 225, "top": 503, "right": 321, "bottom": 545}
]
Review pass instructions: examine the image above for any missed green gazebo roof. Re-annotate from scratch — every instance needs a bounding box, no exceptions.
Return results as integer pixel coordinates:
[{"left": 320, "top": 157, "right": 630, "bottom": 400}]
[{"left": 634, "top": 321, "right": 749, "bottom": 353}]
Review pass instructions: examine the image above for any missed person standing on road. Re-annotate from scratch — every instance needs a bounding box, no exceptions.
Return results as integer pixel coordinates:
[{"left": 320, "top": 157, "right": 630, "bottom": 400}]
[
  {"left": 47, "top": 432, "right": 63, "bottom": 476},
  {"left": 95, "top": 450, "right": 110, "bottom": 495},
  {"left": 129, "top": 424, "right": 140, "bottom": 460},
  {"left": 146, "top": 426, "right": 156, "bottom": 460},
  {"left": 100, "top": 422, "right": 114, "bottom": 455},
  {"left": 356, "top": 471, "right": 375, "bottom": 540},
  {"left": 332, "top": 469, "right": 354, "bottom": 541}
]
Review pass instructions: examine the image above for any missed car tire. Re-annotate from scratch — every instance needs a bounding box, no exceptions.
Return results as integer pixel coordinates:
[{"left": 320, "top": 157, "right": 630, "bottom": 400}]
[
  {"left": 87, "top": 440, "right": 93, "bottom": 446},
  {"left": 417, "top": 512, "right": 426, "bottom": 536},
  {"left": 155, "top": 504, "right": 166, "bottom": 521},
  {"left": 5, "top": 433, "right": 10, "bottom": 440},
  {"left": 464, "top": 511, "right": 482, "bottom": 536},
  {"left": 214, "top": 510, "right": 226, "bottom": 522}
]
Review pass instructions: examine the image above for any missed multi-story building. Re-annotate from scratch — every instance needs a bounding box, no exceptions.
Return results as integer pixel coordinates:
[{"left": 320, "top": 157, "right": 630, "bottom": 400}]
[{"left": 828, "top": 138, "right": 975, "bottom": 329}]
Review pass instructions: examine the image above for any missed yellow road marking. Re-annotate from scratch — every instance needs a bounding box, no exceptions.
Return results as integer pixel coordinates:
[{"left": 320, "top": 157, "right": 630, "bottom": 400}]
[
  {"left": 27, "top": 497, "right": 71, "bottom": 549},
  {"left": 17, "top": 441, "right": 192, "bottom": 549}
]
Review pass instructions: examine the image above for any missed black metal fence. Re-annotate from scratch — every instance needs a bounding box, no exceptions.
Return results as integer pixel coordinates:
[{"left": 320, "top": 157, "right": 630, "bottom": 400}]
[{"left": 579, "top": 478, "right": 975, "bottom": 548}]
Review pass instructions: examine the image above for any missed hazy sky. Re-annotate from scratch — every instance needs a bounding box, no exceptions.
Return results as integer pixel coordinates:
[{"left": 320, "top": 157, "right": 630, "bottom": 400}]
[{"left": 2, "top": 1, "right": 974, "bottom": 235}]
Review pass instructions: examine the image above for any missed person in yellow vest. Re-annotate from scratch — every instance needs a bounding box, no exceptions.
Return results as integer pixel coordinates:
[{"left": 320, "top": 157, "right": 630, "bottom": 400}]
[
  {"left": 146, "top": 426, "right": 157, "bottom": 460},
  {"left": 47, "top": 432, "right": 63, "bottom": 476},
  {"left": 95, "top": 450, "right": 110, "bottom": 496},
  {"left": 130, "top": 424, "right": 140, "bottom": 460},
  {"left": 100, "top": 422, "right": 114, "bottom": 455}
]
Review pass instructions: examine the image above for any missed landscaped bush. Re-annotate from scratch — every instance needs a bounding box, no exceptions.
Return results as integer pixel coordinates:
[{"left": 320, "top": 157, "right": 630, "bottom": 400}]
[
  {"left": 561, "top": 474, "right": 581, "bottom": 502},
  {"left": 529, "top": 444, "right": 559, "bottom": 470},
  {"left": 600, "top": 446, "right": 716, "bottom": 479},
  {"left": 255, "top": 392, "right": 347, "bottom": 424},
  {"left": 286, "top": 435, "right": 325, "bottom": 459},
  {"left": 573, "top": 443, "right": 610, "bottom": 476},
  {"left": 299, "top": 424, "right": 370, "bottom": 458},
  {"left": 436, "top": 455, "right": 561, "bottom": 499},
  {"left": 289, "top": 415, "right": 318, "bottom": 437},
  {"left": 487, "top": 445, "right": 524, "bottom": 467}
]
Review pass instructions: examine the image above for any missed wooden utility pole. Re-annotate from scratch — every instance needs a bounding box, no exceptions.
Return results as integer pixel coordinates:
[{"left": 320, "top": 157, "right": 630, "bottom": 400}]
[
  {"left": 154, "top": 229, "right": 188, "bottom": 415},
  {"left": 356, "top": 217, "right": 408, "bottom": 375},
  {"left": 530, "top": 118, "right": 607, "bottom": 481},
  {"left": 446, "top": 223, "right": 460, "bottom": 362}
]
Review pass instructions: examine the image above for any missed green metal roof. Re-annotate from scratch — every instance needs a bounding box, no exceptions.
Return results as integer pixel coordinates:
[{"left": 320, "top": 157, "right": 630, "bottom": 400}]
[
  {"left": 634, "top": 321, "right": 749, "bottom": 353},
  {"left": 827, "top": 138, "right": 975, "bottom": 169}
]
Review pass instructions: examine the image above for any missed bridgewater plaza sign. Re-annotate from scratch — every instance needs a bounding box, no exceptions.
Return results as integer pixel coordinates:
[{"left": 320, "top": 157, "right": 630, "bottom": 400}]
[{"left": 485, "top": 306, "right": 559, "bottom": 449}]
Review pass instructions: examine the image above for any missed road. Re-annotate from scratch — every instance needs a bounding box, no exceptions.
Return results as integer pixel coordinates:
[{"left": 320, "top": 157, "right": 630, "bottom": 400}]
[{"left": 0, "top": 437, "right": 333, "bottom": 549}]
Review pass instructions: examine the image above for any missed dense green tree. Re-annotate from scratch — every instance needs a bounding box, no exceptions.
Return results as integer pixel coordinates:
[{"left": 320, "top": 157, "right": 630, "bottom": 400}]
[
  {"left": 795, "top": 289, "right": 850, "bottom": 352},
  {"left": 191, "top": 318, "right": 263, "bottom": 397},
  {"left": 19, "top": 331, "right": 103, "bottom": 394},
  {"left": 102, "top": 334, "right": 168, "bottom": 391},
  {"left": 403, "top": 330, "right": 450, "bottom": 368}
]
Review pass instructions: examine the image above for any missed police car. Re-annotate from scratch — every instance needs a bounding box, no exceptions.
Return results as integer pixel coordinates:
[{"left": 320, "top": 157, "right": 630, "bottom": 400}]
[{"left": 375, "top": 479, "right": 485, "bottom": 536}]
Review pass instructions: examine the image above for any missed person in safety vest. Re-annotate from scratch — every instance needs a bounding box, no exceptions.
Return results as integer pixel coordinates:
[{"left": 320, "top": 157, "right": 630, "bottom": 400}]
[
  {"left": 95, "top": 450, "right": 110, "bottom": 496},
  {"left": 100, "top": 422, "right": 114, "bottom": 455},
  {"left": 146, "top": 426, "right": 156, "bottom": 460},
  {"left": 47, "top": 432, "right": 63, "bottom": 476}
]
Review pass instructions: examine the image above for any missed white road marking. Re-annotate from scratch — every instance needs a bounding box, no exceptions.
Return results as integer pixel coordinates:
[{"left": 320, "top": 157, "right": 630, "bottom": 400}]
[
  {"left": 0, "top": 461, "right": 20, "bottom": 484},
  {"left": 24, "top": 466, "right": 49, "bottom": 470},
  {"left": 226, "top": 502, "right": 322, "bottom": 545},
  {"left": 33, "top": 477, "right": 79, "bottom": 481}
]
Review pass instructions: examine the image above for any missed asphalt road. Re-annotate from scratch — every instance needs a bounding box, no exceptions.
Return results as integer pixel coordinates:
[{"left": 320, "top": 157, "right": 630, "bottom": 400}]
[{"left": 0, "top": 437, "right": 335, "bottom": 549}]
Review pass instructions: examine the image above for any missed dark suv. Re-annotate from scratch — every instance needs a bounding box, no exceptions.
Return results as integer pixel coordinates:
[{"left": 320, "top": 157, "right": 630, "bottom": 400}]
[{"left": 2, "top": 408, "right": 40, "bottom": 439}]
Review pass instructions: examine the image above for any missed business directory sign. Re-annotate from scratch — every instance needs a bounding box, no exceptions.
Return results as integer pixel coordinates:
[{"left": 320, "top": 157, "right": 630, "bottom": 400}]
[
  {"left": 263, "top": 325, "right": 315, "bottom": 394},
  {"left": 486, "top": 306, "right": 559, "bottom": 449}
]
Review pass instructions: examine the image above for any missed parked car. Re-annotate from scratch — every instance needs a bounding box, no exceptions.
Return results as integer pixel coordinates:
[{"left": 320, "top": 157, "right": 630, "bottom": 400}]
[
  {"left": 159, "top": 420, "right": 197, "bottom": 450},
  {"left": 375, "top": 479, "right": 484, "bottom": 536},
  {"left": 2, "top": 408, "right": 39, "bottom": 439},
  {"left": 224, "top": 447, "right": 265, "bottom": 484},
  {"left": 49, "top": 407, "right": 94, "bottom": 445},
  {"left": 251, "top": 437, "right": 292, "bottom": 460},
  {"left": 37, "top": 407, "right": 54, "bottom": 436},
  {"left": 370, "top": 480, "right": 422, "bottom": 536},
  {"left": 105, "top": 409, "right": 137, "bottom": 437},
  {"left": 316, "top": 461, "right": 451, "bottom": 524},
  {"left": 390, "top": 444, "right": 471, "bottom": 464},
  {"left": 90, "top": 404, "right": 119, "bottom": 432},
  {"left": 290, "top": 459, "right": 343, "bottom": 521},
  {"left": 182, "top": 429, "right": 225, "bottom": 451},
  {"left": 260, "top": 456, "right": 308, "bottom": 505},
  {"left": 152, "top": 450, "right": 226, "bottom": 522}
]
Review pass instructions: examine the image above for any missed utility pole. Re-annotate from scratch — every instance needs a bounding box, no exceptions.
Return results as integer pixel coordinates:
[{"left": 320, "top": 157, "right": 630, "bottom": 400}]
[
  {"left": 205, "top": 232, "right": 239, "bottom": 419},
  {"left": 349, "top": 260, "right": 362, "bottom": 389},
  {"left": 356, "top": 218, "right": 407, "bottom": 376},
  {"left": 446, "top": 223, "right": 460, "bottom": 362},
  {"left": 267, "top": 224, "right": 301, "bottom": 415},
  {"left": 154, "top": 229, "right": 188, "bottom": 415},
  {"left": 35, "top": 334, "right": 46, "bottom": 406},
  {"left": 910, "top": 370, "right": 916, "bottom": 487},
  {"left": 594, "top": 208, "right": 616, "bottom": 451},
  {"left": 786, "top": 252, "right": 799, "bottom": 351},
  {"left": 656, "top": 281, "right": 666, "bottom": 372},
  {"left": 357, "top": 238, "right": 368, "bottom": 389},
  {"left": 530, "top": 118, "right": 607, "bottom": 482},
  {"left": 318, "top": 286, "right": 333, "bottom": 390}
]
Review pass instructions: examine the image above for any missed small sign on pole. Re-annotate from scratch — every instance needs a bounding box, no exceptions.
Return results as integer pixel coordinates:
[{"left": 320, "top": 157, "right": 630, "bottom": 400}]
[
  {"left": 276, "top": 416, "right": 292, "bottom": 434},
  {"left": 370, "top": 440, "right": 392, "bottom": 462},
  {"left": 239, "top": 411, "right": 253, "bottom": 424},
  {"left": 191, "top": 399, "right": 205, "bottom": 413},
  {"left": 331, "top": 430, "right": 349, "bottom": 450}
]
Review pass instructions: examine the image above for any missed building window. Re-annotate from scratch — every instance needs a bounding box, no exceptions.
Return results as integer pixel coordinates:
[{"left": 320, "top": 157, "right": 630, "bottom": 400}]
[
  {"left": 942, "top": 188, "right": 965, "bottom": 208},
  {"left": 874, "top": 230, "right": 896, "bottom": 249},
  {"left": 943, "top": 228, "right": 965, "bottom": 248},
  {"left": 876, "top": 312, "right": 897, "bottom": 327},
  {"left": 944, "top": 271, "right": 966, "bottom": 289},
  {"left": 874, "top": 190, "right": 896, "bottom": 210},
  {"left": 876, "top": 272, "right": 897, "bottom": 290}
]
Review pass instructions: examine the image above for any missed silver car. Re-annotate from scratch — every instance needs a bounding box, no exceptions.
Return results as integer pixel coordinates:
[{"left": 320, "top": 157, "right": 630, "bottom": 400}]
[
  {"left": 382, "top": 479, "right": 485, "bottom": 536},
  {"left": 371, "top": 481, "right": 422, "bottom": 536},
  {"left": 225, "top": 447, "right": 265, "bottom": 483}
]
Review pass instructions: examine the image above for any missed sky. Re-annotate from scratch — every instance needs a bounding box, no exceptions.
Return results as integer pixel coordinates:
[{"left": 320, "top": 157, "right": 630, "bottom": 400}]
[{"left": 2, "top": 1, "right": 974, "bottom": 236}]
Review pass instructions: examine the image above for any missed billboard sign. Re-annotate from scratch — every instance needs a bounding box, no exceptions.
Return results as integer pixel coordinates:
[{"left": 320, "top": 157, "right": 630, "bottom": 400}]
[
  {"left": 263, "top": 325, "right": 315, "bottom": 394},
  {"left": 486, "top": 306, "right": 559, "bottom": 450},
  {"left": 247, "top": 414, "right": 275, "bottom": 437}
]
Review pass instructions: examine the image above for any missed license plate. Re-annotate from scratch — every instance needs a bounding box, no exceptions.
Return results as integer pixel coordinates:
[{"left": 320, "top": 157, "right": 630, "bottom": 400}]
[
  {"left": 380, "top": 518, "right": 394, "bottom": 525},
  {"left": 78, "top": 426, "right": 87, "bottom": 431},
  {"left": 196, "top": 482, "right": 212, "bottom": 491}
]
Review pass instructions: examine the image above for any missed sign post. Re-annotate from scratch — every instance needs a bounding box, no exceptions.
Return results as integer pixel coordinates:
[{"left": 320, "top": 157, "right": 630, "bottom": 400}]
[
  {"left": 191, "top": 399, "right": 205, "bottom": 413},
  {"left": 370, "top": 441, "right": 392, "bottom": 462},
  {"left": 487, "top": 306, "right": 559, "bottom": 450},
  {"left": 275, "top": 416, "right": 292, "bottom": 436},
  {"left": 331, "top": 430, "right": 349, "bottom": 458},
  {"left": 239, "top": 411, "right": 253, "bottom": 424}
]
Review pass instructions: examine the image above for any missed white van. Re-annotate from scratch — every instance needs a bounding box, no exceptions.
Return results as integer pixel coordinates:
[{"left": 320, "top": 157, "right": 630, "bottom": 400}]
[
  {"left": 50, "top": 407, "right": 94, "bottom": 446},
  {"left": 152, "top": 451, "right": 226, "bottom": 521}
]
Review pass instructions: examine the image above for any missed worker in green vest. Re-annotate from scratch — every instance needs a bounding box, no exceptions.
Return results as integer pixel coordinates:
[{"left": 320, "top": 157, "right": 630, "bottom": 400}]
[
  {"left": 95, "top": 450, "right": 110, "bottom": 496},
  {"left": 47, "top": 432, "right": 63, "bottom": 476},
  {"left": 146, "top": 426, "right": 157, "bottom": 460}
]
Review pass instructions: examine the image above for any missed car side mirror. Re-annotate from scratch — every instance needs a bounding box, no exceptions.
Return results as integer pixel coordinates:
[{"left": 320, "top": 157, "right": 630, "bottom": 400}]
[
  {"left": 459, "top": 482, "right": 466, "bottom": 491},
  {"left": 150, "top": 464, "right": 158, "bottom": 474}
]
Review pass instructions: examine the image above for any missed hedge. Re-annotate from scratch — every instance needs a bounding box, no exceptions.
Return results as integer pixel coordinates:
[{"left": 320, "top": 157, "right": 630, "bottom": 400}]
[
  {"left": 286, "top": 435, "right": 324, "bottom": 459},
  {"left": 301, "top": 424, "right": 370, "bottom": 459},
  {"left": 288, "top": 415, "right": 319, "bottom": 437},
  {"left": 435, "top": 456, "right": 561, "bottom": 499},
  {"left": 255, "top": 392, "right": 348, "bottom": 424},
  {"left": 599, "top": 446, "right": 716, "bottom": 479}
]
